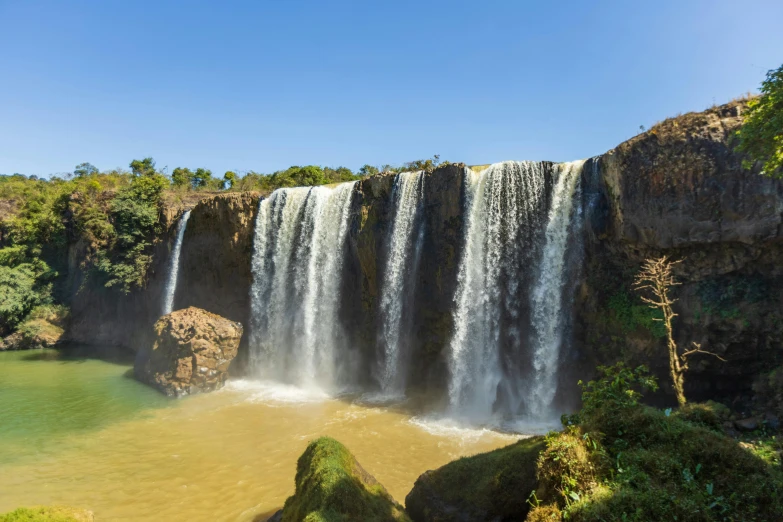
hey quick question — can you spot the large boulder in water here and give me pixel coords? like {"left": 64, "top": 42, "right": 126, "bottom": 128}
{"left": 405, "top": 436, "right": 544, "bottom": 522}
{"left": 273, "top": 437, "right": 410, "bottom": 522}
{"left": 135, "top": 306, "right": 242, "bottom": 397}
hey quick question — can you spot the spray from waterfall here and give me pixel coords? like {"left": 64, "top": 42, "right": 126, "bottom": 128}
{"left": 248, "top": 182, "right": 356, "bottom": 390}
{"left": 377, "top": 171, "right": 425, "bottom": 396}
{"left": 162, "top": 210, "right": 191, "bottom": 316}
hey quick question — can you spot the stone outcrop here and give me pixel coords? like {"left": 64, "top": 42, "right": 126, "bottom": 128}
{"left": 405, "top": 437, "right": 544, "bottom": 522}
{"left": 274, "top": 437, "right": 410, "bottom": 522}
{"left": 135, "top": 307, "right": 242, "bottom": 396}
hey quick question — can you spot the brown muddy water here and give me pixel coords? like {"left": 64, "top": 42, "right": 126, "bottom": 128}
{"left": 0, "top": 348, "right": 522, "bottom": 521}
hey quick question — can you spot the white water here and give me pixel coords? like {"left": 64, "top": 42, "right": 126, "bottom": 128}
{"left": 161, "top": 210, "right": 191, "bottom": 316}
{"left": 377, "top": 171, "right": 425, "bottom": 396}
{"left": 447, "top": 161, "right": 584, "bottom": 423}
{"left": 528, "top": 160, "right": 585, "bottom": 418}
{"left": 248, "top": 182, "right": 356, "bottom": 390}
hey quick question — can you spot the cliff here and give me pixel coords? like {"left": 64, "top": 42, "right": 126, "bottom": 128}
{"left": 580, "top": 100, "right": 783, "bottom": 404}
{"left": 61, "top": 99, "right": 783, "bottom": 407}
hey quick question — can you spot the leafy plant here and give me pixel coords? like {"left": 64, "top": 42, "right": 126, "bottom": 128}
{"left": 736, "top": 63, "right": 783, "bottom": 177}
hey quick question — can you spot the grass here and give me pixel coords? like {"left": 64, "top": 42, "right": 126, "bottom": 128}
{"left": 0, "top": 507, "right": 93, "bottom": 522}
{"left": 281, "top": 437, "right": 410, "bottom": 522}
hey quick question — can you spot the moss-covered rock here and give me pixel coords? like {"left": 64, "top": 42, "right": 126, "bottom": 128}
{"left": 0, "top": 506, "right": 94, "bottom": 522}
{"left": 278, "top": 437, "right": 410, "bottom": 522}
{"left": 405, "top": 436, "right": 545, "bottom": 522}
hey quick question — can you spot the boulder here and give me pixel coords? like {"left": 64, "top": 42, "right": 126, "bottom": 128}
{"left": 405, "top": 436, "right": 545, "bottom": 522}
{"left": 278, "top": 437, "right": 410, "bottom": 522}
{"left": 734, "top": 417, "right": 759, "bottom": 432}
{"left": 135, "top": 306, "right": 242, "bottom": 397}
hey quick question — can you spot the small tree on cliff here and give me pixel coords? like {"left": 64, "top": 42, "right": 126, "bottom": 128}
{"left": 634, "top": 256, "right": 725, "bottom": 406}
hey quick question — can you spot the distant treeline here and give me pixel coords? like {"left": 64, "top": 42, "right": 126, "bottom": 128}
{"left": 0, "top": 155, "right": 446, "bottom": 337}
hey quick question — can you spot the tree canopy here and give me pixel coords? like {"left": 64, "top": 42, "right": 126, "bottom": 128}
{"left": 737, "top": 63, "right": 783, "bottom": 177}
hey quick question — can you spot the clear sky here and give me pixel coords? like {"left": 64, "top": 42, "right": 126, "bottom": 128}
{"left": 1, "top": 0, "right": 781, "bottom": 177}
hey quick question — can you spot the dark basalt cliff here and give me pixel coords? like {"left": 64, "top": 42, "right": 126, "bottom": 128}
{"left": 65, "top": 99, "right": 783, "bottom": 406}
{"left": 581, "top": 100, "right": 783, "bottom": 404}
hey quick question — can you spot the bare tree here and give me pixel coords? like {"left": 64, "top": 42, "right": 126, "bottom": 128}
{"left": 634, "top": 256, "right": 725, "bottom": 406}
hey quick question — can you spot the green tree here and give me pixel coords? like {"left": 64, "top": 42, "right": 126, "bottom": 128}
{"left": 223, "top": 171, "right": 237, "bottom": 189}
{"left": 129, "top": 157, "right": 157, "bottom": 177}
{"left": 192, "top": 168, "right": 212, "bottom": 188}
{"left": 171, "top": 167, "right": 194, "bottom": 188}
{"left": 74, "top": 162, "right": 98, "bottom": 177}
{"left": 358, "top": 164, "right": 379, "bottom": 177}
{"left": 737, "top": 64, "right": 783, "bottom": 177}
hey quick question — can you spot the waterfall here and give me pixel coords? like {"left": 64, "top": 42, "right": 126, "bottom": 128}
{"left": 161, "top": 210, "right": 191, "bottom": 316}
{"left": 377, "top": 171, "right": 425, "bottom": 396}
{"left": 528, "top": 160, "right": 585, "bottom": 418}
{"left": 248, "top": 182, "right": 356, "bottom": 390}
{"left": 447, "top": 160, "right": 584, "bottom": 423}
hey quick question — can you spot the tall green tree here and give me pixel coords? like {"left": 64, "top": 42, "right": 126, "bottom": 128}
{"left": 129, "top": 157, "right": 157, "bottom": 177}
{"left": 737, "top": 64, "right": 783, "bottom": 177}
{"left": 171, "top": 167, "right": 194, "bottom": 187}
{"left": 74, "top": 162, "right": 98, "bottom": 177}
{"left": 358, "top": 164, "right": 379, "bottom": 176}
{"left": 192, "top": 168, "right": 212, "bottom": 188}
{"left": 223, "top": 171, "right": 237, "bottom": 189}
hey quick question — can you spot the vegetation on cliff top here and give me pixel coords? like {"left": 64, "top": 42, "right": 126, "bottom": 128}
{"left": 280, "top": 436, "right": 410, "bottom": 522}
{"left": 737, "top": 63, "right": 783, "bottom": 177}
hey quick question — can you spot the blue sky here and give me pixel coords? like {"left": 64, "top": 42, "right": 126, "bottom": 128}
{"left": 1, "top": 0, "right": 781, "bottom": 177}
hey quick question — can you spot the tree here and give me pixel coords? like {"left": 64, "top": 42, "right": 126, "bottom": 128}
{"left": 358, "top": 164, "right": 379, "bottom": 177}
{"left": 634, "top": 256, "right": 724, "bottom": 406}
{"left": 736, "top": 63, "right": 783, "bottom": 177}
{"left": 129, "top": 157, "right": 157, "bottom": 177}
{"left": 223, "top": 171, "right": 237, "bottom": 189}
{"left": 74, "top": 162, "right": 98, "bottom": 177}
{"left": 192, "top": 168, "right": 212, "bottom": 188}
{"left": 171, "top": 167, "right": 194, "bottom": 188}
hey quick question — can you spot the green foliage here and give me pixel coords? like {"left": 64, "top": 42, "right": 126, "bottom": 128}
{"left": 171, "top": 167, "right": 193, "bottom": 187}
{"left": 607, "top": 291, "right": 666, "bottom": 338}
{"left": 223, "top": 170, "right": 237, "bottom": 189}
{"left": 281, "top": 437, "right": 410, "bottom": 522}
{"left": 73, "top": 162, "right": 98, "bottom": 177}
{"left": 0, "top": 261, "right": 54, "bottom": 334}
{"left": 673, "top": 401, "right": 730, "bottom": 432}
{"left": 129, "top": 157, "right": 157, "bottom": 178}
{"left": 737, "top": 64, "right": 783, "bottom": 177}
{"left": 697, "top": 274, "right": 769, "bottom": 320}
{"left": 534, "top": 366, "right": 783, "bottom": 521}
{"left": 359, "top": 164, "right": 379, "bottom": 176}
{"left": 192, "top": 167, "right": 212, "bottom": 188}
{"left": 0, "top": 506, "right": 92, "bottom": 522}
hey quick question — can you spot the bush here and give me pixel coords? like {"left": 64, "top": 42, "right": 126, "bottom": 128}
{"left": 0, "top": 506, "right": 92, "bottom": 522}
{"left": 673, "top": 401, "right": 730, "bottom": 432}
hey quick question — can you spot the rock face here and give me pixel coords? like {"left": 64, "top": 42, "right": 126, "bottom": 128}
{"left": 277, "top": 437, "right": 410, "bottom": 522}
{"left": 135, "top": 307, "right": 242, "bottom": 396}
{"left": 405, "top": 437, "right": 544, "bottom": 522}
{"left": 579, "top": 99, "right": 783, "bottom": 403}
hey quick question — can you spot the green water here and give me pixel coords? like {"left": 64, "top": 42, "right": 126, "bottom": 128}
{"left": 0, "top": 347, "right": 170, "bottom": 465}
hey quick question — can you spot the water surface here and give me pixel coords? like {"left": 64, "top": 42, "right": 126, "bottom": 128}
{"left": 0, "top": 348, "right": 519, "bottom": 521}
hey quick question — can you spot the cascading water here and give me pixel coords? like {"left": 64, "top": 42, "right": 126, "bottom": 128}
{"left": 377, "top": 171, "right": 425, "bottom": 396}
{"left": 248, "top": 182, "right": 356, "bottom": 390}
{"left": 447, "top": 160, "right": 584, "bottom": 424}
{"left": 528, "top": 160, "right": 585, "bottom": 418}
{"left": 161, "top": 210, "right": 191, "bottom": 316}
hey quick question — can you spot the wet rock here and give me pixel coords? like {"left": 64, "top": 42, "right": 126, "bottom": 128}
{"left": 405, "top": 437, "right": 544, "bottom": 522}
{"left": 278, "top": 437, "right": 409, "bottom": 522}
{"left": 135, "top": 306, "right": 242, "bottom": 397}
{"left": 734, "top": 417, "right": 759, "bottom": 432}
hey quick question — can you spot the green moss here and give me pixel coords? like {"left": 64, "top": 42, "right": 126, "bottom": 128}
{"left": 281, "top": 437, "right": 409, "bottom": 522}
{"left": 406, "top": 436, "right": 545, "bottom": 521}
{"left": 534, "top": 366, "right": 783, "bottom": 521}
{"left": 607, "top": 291, "right": 666, "bottom": 338}
{"left": 673, "top": 400, "right": 730, "bottom": 432}
{"left": 0, "top": 506, "right": 92, "bottom": 522}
